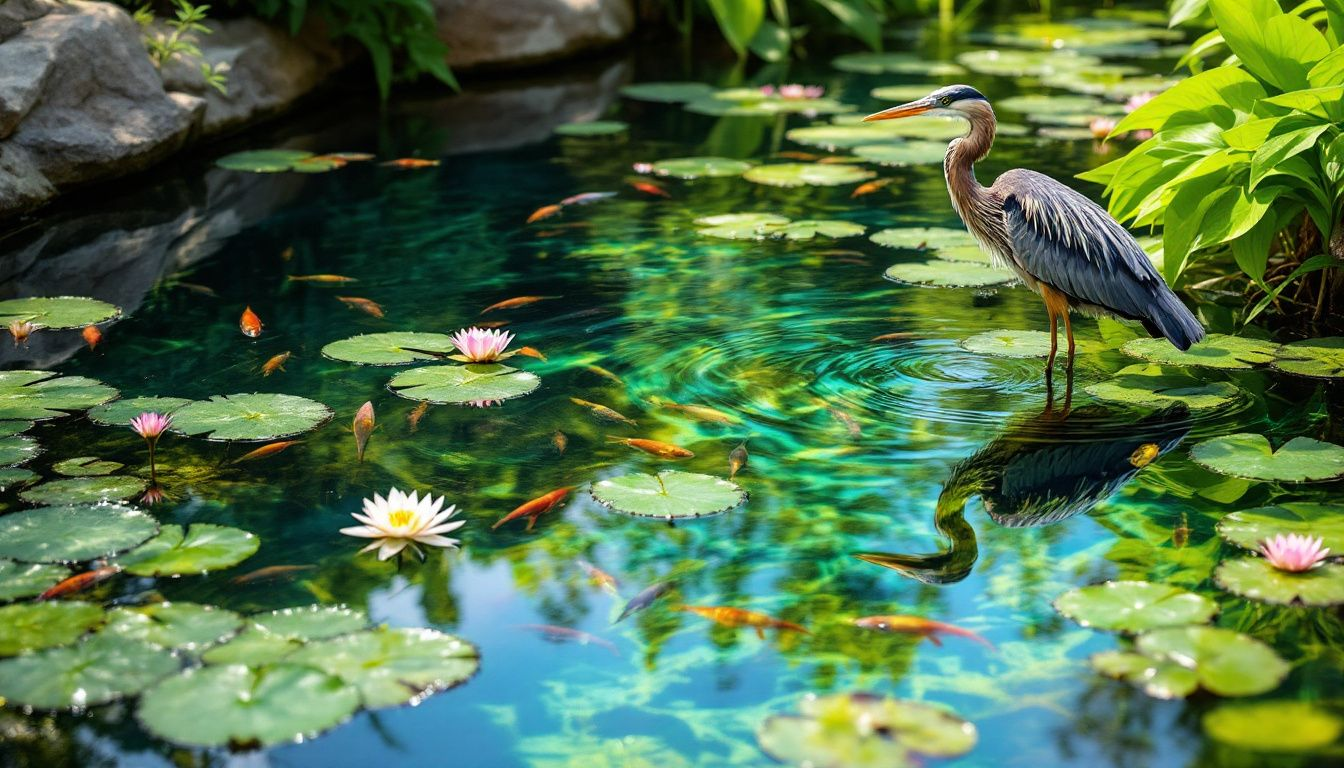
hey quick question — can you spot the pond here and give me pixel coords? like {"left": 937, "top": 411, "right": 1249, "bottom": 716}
{"left": 1, "top": 10, "right": 1342, "bottom": 768}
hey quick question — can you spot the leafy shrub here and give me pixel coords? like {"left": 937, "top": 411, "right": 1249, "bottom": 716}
{"left": 133, "top": 0, "right": 229, "bottom": 93}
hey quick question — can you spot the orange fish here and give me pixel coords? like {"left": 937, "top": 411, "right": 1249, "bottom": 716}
{"left": 492, "top": 486, "right": 573, "bottom": 531}
{"left": 515, "top": 346, "right": 547, "bottom": 361}
{"left": 382, "top": 158, "right": 440, "bottom": 168}
{"left": 353, "top": 401, "right": 375, "bottom": 462}
{"left": 629, "top": 181, "right": 671, "bottom": 198}
{"left": 872, "top": 332, "right": 920, "bottom": 342}
{"left": 658, "top": 401, "right": 738, "bottom": 424}
{"left": 315, "top": 152, "right": 375, "bottom": 162}
{"left": 677, "top": 605, "right": 809, "bottom": 639}
{"left": 527, "top": 204, "right": 562, "bottom": 224}
{"left": 571, "top": 398, "right": 636, "bottom": 426}
{"left": 577, "top": 559, "right": 619, "bottom": 594}
{"left": 476, "top": 320, "right": 511, "bottom": 329}
{"left": 775, "top": 151, "right": 819, "bottom": 161}
{"left": 827, "top": 406, "right": 862, "bottom": 439}
{"left": 514, "top": 624, "right": 618, "bottom": 656}
{"left": 7, "top": 320, "right": 36, "bottom": 346}
{"left": 232, "top": 440, "right": 302, "bottom": 463}
{"left": 261, "top": 351, "right": 291, "bottom": 376}
{"left": 852, "top": 615, "right": 996, "bottom": 650}
{"left": 607, "top": 437, "right": 694, "bottom": 459}
{"left": 287, "top": 274, "right": 358, "bottom": 283}
{"left": 552, "top": 430, "right": 568, "bottom": 455}
{"left": 1129, "top": 442, "right": 1160, "bottom": 468}
{"left": 280, "top": 246, "right": 294, "bottom": 261}
{"left": 337, "top": 296, "right": 385, "bottom": 318}
{"left": 407, "top": 401, "right": 429, "bottom": 433}
{"left": 584, "top": 365, "right": 624, "bottom": 385}
{"left": 851, "top": 178, "right": 894, "bottom": 198}
{"left": 481, "top": 295, "right": 558, "bottom": 314}
{"left": 729, "top": 442, "right": 748, "bottom": 480}
{"left": 230, "top": 564, "right": 316, "bottom": 585}
{"left": 38, "top": 566, "right": 120, "bottom": 601}
{"left": 240, "top": 306, "right": 263, "bottom": 338}
{"left": 82, "top": 324, "right": 102, "bottom": 351}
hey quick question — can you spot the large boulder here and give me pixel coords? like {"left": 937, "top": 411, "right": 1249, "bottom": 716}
{"left": 436, "top": 0, "right": 634, "bottom": 69}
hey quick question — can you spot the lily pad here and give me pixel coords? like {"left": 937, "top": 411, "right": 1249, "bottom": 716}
{"left": 116, "top": 524, "right": 259, "bottom": 577}
{"left": 1217, "top": 503, "right": 1344, "bottom": 552}
{"left": 1214, "top": 558, "right": 1344, "bottom": 607}
{"left": 1135, "top": 626, "right": 1289, "bottom": 697}
{"left": 1272, "top": 337, "right": 1344, "bottom": 378}
{"left": 137, "top": 664, "right": 360, "bottom": 748}
{"left": 1054, "top": 581, "right": 1216, "bottom": 633}
{"left": 1203, "top": 701, "right": 1344, "bottom": 752}
{"left": 0, "top": 435, "right": 39, "bottom": 466}
{"left": 932, "top": 245, "right": 992, "bottom": 263}
{"left": 0, "top": 297, "right": 120, "bottom": 330}
{"left": 956, "top": 49, "right": 1101, "bottom": 77}
{"left": 0, "top": 602, "right": 103, "bottom": 655}
{"left": 19, "top": 475, "right": 147, "bottom": 506}
{"left": 0, "top": 504, "right": 158, "bottom": 564}
{"left": 322, "top": 332, "right": 459, "bottom": 366}
{"left": 1037, "top": 127, "right": 1101, "bottom": 141}
{"left": 1090, "top": 650, "right": 1199, "bottom": 699}
{"left": 650, "top": 157, "right": 752, "bottom": 179}
{"left": 103, "top": 603, "right": 243, "bottom": 651}
{"left": 0, "top": 370, "right": 118, "bottom": 421}
{"left": 288, "top": 627, "right": 480, "bottom": 709}
{"left": 786, "top": 124, "right": 902, "bottom": 150}
{"left": 1190, "top": 434, "right": 1344, "bottom": 483}
{"left": 757, "top": 692, "right": 976, "bottom": 767}
{"left": 1084, "top": 364, "right": 1241, "bottom": 410}
{"left": 685, "top": 95, "right": 850, "bottom": 117}
{"left": 835, "top": 114, "right": 969, "bottom": 140}
{"left": 87, "top": 396, "right": 194, "bottom": 427}
{"left": 388, "top": 364, "right": 540, "bottom": 405}
{"left": 170, "top": 393, "right": 333, "bottom": 442}
{"left": 0, "top": 467, "right": 37, "bottom": 490}
{"left": 591, "top": 470, "right": 746, "bottom": 519}
{"left": 52, "top": 457, "right": 124, "bottom": 477}
{"left": 743, "top": 163, "right": 875, "bottom": 187}
{"left": 0, "top": 421, "right": 31, "bottom": 437}
{"left": 554, "top": 120, "right": 628, "bottom": 136}
{"left": 695, "top": 214, "right": 864, "bottom": 241}
{"left": 871, "top": 227, "right": 978, "bottom": 250}
{"left": 216, "top": 149, "right": 318, "bottom": 173}
{"left": 0, "top": 634, "right": 176, "bottom": 709}
{"left": 202, "top": 606, "right": 369, "bottom": 665}
{"left": 883, "top": 261, "right": 1015, "bottom": 288}
{"left": 619, "top": 82, "right": 715, "bottom": 103}
{"left": 0, "top": 559, "right": 66, "bottom": 602}
{"left": 853, "top": 141, "right": 948, "bottom": 166}
{"left": 1121, "top": 334, "right": 1278, "bottom": 370}
{"left": 996, "top": 94, "right": 1106, "bottom": 114}
{"left": 960, "top": 330, "right": 1102, "bottom": 358}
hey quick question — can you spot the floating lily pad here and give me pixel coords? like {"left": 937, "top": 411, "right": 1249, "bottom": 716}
{"left": 116, "top": 524, "right": 259, "bottom": 577}
{"left": 138, "top": 664, "right": 360, "bottom": 748}
{"left": 288, "top": 627, "right": 480, "bottom": 709}
{"left": 200, "top": 627, "right": 305, "bottom": 666}
{"left": 695, "top": 214, "right": 864, "bottom": 241}
{"left": 1090, "top": 650, "right": 1199, "bottom": 699}
{"left": 388, "top": 364, "right": 540, "bottom": 405}
{"left": 883, "top": 261, "right": 1015, "bottom": 288}
{"left": 767, "top": 220, "right": 866, "bottom": 240}
{"left": 1037, "top": 127, "right": 1101, "bottom": 141}
{"left": 1214, "top": 558, "right": 1344, "bottom": 607}
{"left": 86, "top": 396, "right": 194, "bottom": 427}
{"left": 997, "top": 94, "right": 1106, "bottom": 114}
{"left": 0, "top": 467, "right": 36, "bottom": 491}
{"left": 1203, "top": 701, "right": 1344, "bottom": 752}
{"left": 833, "top": 113, "right": 971, "bottom": 139}
{"left": 619, "top": 82, "right": 715, "bottom": 103}
{"left": 0, "top": 559, "right": 66, "bottom": 602}
{"left": 956, "top": 49, "right": 1101, "bottom": 77}
{"left": 871, "top": 227, "right": 978, "bottom": 250}
{"left": 0, "top": 371, "right": 118, "bottom": 422}
{"left": 833, "top": 53, "right": 965, "bottom": 76}
{"left": 1190, "top": 434, "right": 1344, "bottom": 483}
{"left": 591, "top": 470, "right": 746, "bottom": 519}
{"left": 0, "top": 421, "right": 31, "bottom": 437}
{"left": 0, "top": 504, "right": 158, "bottom": 564}
{"left": 853, "top": 141, "right": 948, "bottom": 166}
{"left": 202, "top": 606, "right": 369, "bottom": 665}
{"left": 1054, "top": 581, "right": 1216, "bottom": 633}
{"left": 1121, "top": 334, "right": 1277, "bottom": 370}
{"left": 685, "top": 95, "right": 850, "bottom": 117}
{"left": 553, "top": 120, "right": 628, "bottom": 136}
{"left": 1135, "top": 626, "right": 1289, "bottom": 697}
{"left": 932, "top": 245, "right": 993, "bottom": 263}
{"left": 871, "top": 85, "right": 939, "bottom": 101}
{"left": 321, "top": 332, "right": 459, "bottom": 366}
{"left": 0, "top": 602, "right": 103, "bottom": 655}
{"left": 19, "top": 475, "right": 147, "bottom": 506}
{"left": 1272, "top": 337, "right": 1344, "bottom": 378}
{"left": 743, "top": 163, "right": 875, "bottom": 187}
{"left": 170, "top": 393, "right": 332, "bottom": 442}
{"left": 216, "top": 149, "right": 318, "bottom": 173}
{"left": 52, "top": 456, "right": 124, "bottom": 477}
{"left": 103, "top": 603, "right": 243, "bottom": 651}
{"left": 650, "top": 157, "right": 752, "bottom": 179}
{"left": 960, "top": 330, "right": 1103, "bottom": 358}
{"left": 757, "top": 692, "right": 976, "bottom": 767}
{"left": 0, "top": 435, "right": 39, "bottom": 466}
{"left": 0, "top": 634, "right": 176, "bottom": 709}
{"left": 1217, "top": 503, "right": 1344, "bottom": 552}
{"left": 785, "top": 125, "right": 897, "bottom": 150}
{"left": 1084, "top": 364, "right": 1241, "bottom": 410}
{"left": 0, "top": 297, "right": 120, "bottom": 330}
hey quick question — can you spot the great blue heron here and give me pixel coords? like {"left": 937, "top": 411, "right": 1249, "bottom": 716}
{"left": 865, "top": 85, "right": 1205, "bottom": 376}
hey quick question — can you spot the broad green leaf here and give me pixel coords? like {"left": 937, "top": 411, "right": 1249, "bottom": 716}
{"left": 956, "top": 49, "right": 1101, "bottom": 78}
{"left": 871, "top": 227, "right": 978, "bottom": 250}
{"left": 853, "top": 141, "right": 947, "bottom": 166}
{"left": 749, "top": 20, "right": 790, "bottom": 62}
{"left": 171, "top": 393, "right": 333, "bottom": 442}
{"left": 871, "top": 85, "right": 938, "bottom": 102}
{"left": 883, "top": 262, "right": 1015, "bottom": 288}
{"left": 1190, "top": 433, "right": 1344, "bottom": 482}
{"left": 1203, "top": 702, "right": 1344, "bottom": 752}
{"left": 705, "top": 0, "right": 764, "bottom": 57}
{"left": 997, "top": 94, "right": 1106, "bottom": 114}
{"left": 757, "top": 693, "right": 976, "bottom": 767}
{"left": 553, "top": 121, "right": 628, "bottom": 137}
{"left": 1114, "top": 67, "right": 1265, "bottom": 134}
{"left": 1249, "top": 123, "right": 1332, "bottom": 191}
{"left": 216, "top": 149, "right": 318, "bottom": 173}
{"left": 0, "top": 634, "right": 176, "bottom": 708}
{"left": 0, "top": 297, "right": 120, "bottom": 330}
{"left": 1054, "top": 581, "right": 1217, "bottom": 632}
{"left": 1209, "top": 0, "right": 1329, "bottom": 91}
{"left": 813, "top": 0, "right": 882, "bottom": 50}
{"left": 388, "top": 364, "right": 540, "bottom": 405}
{"left": 1260, "top": 86, "right": 1344, "bottom": 121}
{"left": 1215, "top": 557, "right": 1344, "bottom": 606}
{"left": 694, "top": 213, "right": 790, "bottom": 239}
{"left": 591, "top": 470, "right": 746, "bottom": 519}
{"left": 650, "top": 156, "right": 752, "bottom": 179}
{"left": 1120, "top": 334, "right": 1277, "bottom": 369}
{"left": 0, "top": 560, "right": 66, "bottom": 602}
{"left": 288, "top": 627, "right": 480, "bottom": 709}
{"left": 1307, "top": 45, "right": 1344, "bottom": 87}
{"left": 322, "top": 332, "right": 459, "bottom": 366}
{"left": 1271, "top": 336, "right": 1344, "bottom": 378}
{"left": 19, "top": 476, "right": 147, "bottom": 506}
{"left": 86, "top": 396, "right": 193, "bottom": 427}
{"left": 960, "top": 330, "right": 1103, "bottom": 358}
{"left": 742, "top": 163, "right": 875, "bottom": 187}
{"left": 52, "top": 456, "right": 124, "bottom": 477}
{"left": 834, "top": 52, "right": 965, "bottom": 76}
{"left": 0, "top": 434, "right": 39, "bottom": 466}
{"left": 0, "top": 602, "right": 103, "bottom": 656}
{"left": 103, "top": 603, "right": 243, "bottom": 651}
{"left": 1084, "top": 364, "right": 1242, "bottom": 410}
{"left": 0, "top": 504, "right": 158, "bottom": 564}
{"left": 619, "top": 82, "right": 715, "bottom": 103}
{"left": 1169, "top": 0, "right": 1211, "bottom": 27}
{"left": 1136, "top": 626, "right": 1289, "bottom": 697}
{"left": 117, "top": 524, "right": 259, "bottom": 576}
{"left": 0, "top": 370, "right": 118, "bottom": 422}
{"left": 201, "top": 606, "right": 369, "bottom": 665}
{"left": 1218, "top": 502, "right": 1344, "bottom": 551}
{"left": 1090, "top": 651, "right": 1199, "bottom": 699}
{"left": 0, "top": 467, "right": 38, "bottom": 490}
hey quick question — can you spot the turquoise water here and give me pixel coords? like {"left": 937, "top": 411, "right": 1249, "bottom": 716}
{"left": 1, "top": 15, "right": 1342, "bottom": 768}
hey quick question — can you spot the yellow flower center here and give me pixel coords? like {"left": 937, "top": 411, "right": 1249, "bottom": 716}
{"left": 387, "top": 509, "right": 416, "bottom": 529}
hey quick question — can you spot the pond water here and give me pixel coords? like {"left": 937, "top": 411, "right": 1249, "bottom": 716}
{"left": 1, "top": 10, "right": 1342, "bottom": 768}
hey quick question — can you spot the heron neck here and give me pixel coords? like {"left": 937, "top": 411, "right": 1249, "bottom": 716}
{"left": 945, "top": 102, "right": 997, "bottom": 213}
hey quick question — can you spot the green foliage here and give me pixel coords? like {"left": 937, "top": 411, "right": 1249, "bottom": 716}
{"left": 667, "top": 0, "right": 897, "bottom": 61}
{"left": 133, "top": 0, "right": 229, "bottom": 94}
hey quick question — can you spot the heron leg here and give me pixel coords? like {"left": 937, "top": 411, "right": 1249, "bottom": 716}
{"left": 1045, "top": 306, "right": 1058, "bottom": 376}
{"left": 1063, "top": 309, "right": 1075, "bottom": 371}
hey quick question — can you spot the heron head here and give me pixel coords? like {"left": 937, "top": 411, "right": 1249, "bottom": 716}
{"left": 863, "top": 84, "right": 989, "bottom": 122}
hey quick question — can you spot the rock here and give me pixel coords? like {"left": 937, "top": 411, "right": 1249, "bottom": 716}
{"left": 436, "top": 0, "right": 634, "bottom": 69}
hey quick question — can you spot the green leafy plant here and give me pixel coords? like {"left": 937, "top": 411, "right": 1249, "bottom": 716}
{"left": 133, "top": 0, "right": 229, "bottom": 94}
{"left": 663, "top": 0, "right": 895, "bottom": 62}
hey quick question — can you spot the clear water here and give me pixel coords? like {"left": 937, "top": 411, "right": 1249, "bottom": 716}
{"left": 2, "top": 17, "right": 1342, "bottom": 768}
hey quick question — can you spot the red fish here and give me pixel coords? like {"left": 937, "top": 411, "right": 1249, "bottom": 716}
{"left": 261, "top": 351, "right": 291, "bottom": 376}
{"left": 852, "top": 615, "right": 996, "bottom": 650}
{"left": 231, "top": 564, "right": 316, "bottom": 585}
{"left": 232, "top": 440, "right": 302, "bottom": 464}
{"left": 515, "top": 346, "right": 547, "bottom": 361}
{"left": 240, "top": 306, "right": 263, "bottom": 338}
{"left": 382, "top": 158, "right": 439, "bottom": 168}
{"left": 481, "top": 295, "right": 558, "bottom": 313}
{"left": 677, "top": 605, "right": 809, "bottom": 639}
{"left": 315, "top": 152, "right": 375, "bottom": 162}
{"left": 871, "top": 332, "right": 920, "bottom": 342}
{"left": 827, "top": 406, "right": 862, "bottom": 439}
{"left": 629, "top": 181, "right": 670, "bottom": 198}
{"left": 353, "top": 401, "right": 375, "bottom": 461}
{"left": 527, "top": 204, "right": 562, "bottom": 224}
{"left": 337, "top": 296, "right": 385, "bottom": 318}
{"left": 38, "top": 566, "right": 120, "bottom": 601}
{"left": 514, "top": 624, "right": 619, "bottom": 656}
{"left": 82, "top": 325, "right": 102, "bottom": 351}
{"left": 492, "top": 486, "right": 573, "bottom": 531}
{"left": 851, "top": 178, "right": 894, "bottom": 198}
{"left": 287, "top": 274, "right": 358, "bottom": 283}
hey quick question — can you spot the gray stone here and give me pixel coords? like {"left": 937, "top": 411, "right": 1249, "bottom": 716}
{"left": 436, "top": 0, "right": 634, "bottom": 69}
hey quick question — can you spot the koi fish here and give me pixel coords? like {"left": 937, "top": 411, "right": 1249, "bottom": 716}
{"left": 230, "top": 564, "right": 316, "bottom": 585}
{"left": 240, "top": 306, "right": 263, "bottom": 337}
{"left": 585, "top": 365, "right": 624, "bottom": 385}
{"left": 233, "top": 441, "right": 302, "bottom": 464}
{"left": 382, "top": 158, "right": 440, "bottom": 168}
{"left": 1172, "top": 512, "right": 1190, "bottom": 549}
{"left": 287, "top": 274, "right": 358, "bottom": 283}
{"left": 408, "top": 401, "right": 429, "bottom": 432}
{"left": 615, "top": 581, "right": 673, "bottom": 623}
{"left": 827, "top": 406, "right": 862, "bottom": 439}
{"left": 851, "top": 178, "right": 894, "bottom": 198}
{"left": 851, "top": 615, "right": 996, "bottom": 650}
{"left": 729, "top": 442, "right": 748, "bottom": 480}
{"left": 629, "top": 181, "right": 670, "bottom": 198}
{"left": 815, "top": 249, "right": 868, "bottom": 259}
{"left": 607, "top": 437, "right": 694, "bottom": 459}
{"left": 515, "top": 346, "right": 547, "bottom": 361}
{"left": 577, "top": 559, "right": 619, "bottom": 595}
{"left": 279, "top": 246, "right": 294, "bottom": 261}
{"left": 775, "top": 151, "right": 819, "bottom": 161}
{"left": 481, "top": 295, "right": 557, "bottom": 313}
{"left": 316, "top": 152, "right": 375, "bottom": 162}
{"left": 677, "top": 605, "right": 809, "bottom": 639}
{"left": 552, "top": 430, "right": 568, "bottom": 455}
{"left": 514, "top": 624, "right": 619, "bottom": 656}
{"left": 38, "top": 566, "right": 120, "bottom": 601}
{"left": 261, "top": 351, "right": 291, "bottom": 376}
{"left": 476, "top": 320, "right": 510, "bottom": 329}
{"left": 353, "top": 401, "right": 375, "bottom": 462}
{"left": 871, "top": 332, "right": 920, "bottom": 342}
{"left": 82, "top": 324, "right": 102, "bottom": 351}
{"left": 559, "top": 191, "right": 616, "bottom": 206}
{"left": 491, "top": 486, "right": 573, "bottom": 531}
{"left": 337, "top": 296, "right": 385, "bottom": 318}
{"left": 526, "top": 204, "right": 562, "bottom": 224}
{"left": 1129, "top": 442, "right": 1160, "bottom": 468}
{"left": 570, "top": 398, "right": 637, "bottom": 426}
{"left": 657, "top": 401, "right": 738, "bottom": 424}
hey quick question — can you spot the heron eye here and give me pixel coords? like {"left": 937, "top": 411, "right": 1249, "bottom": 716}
{"left": 940, "top": 96, "right": 952, "bottom": 106}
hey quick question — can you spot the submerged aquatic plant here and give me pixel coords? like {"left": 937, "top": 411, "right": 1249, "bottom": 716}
{"left": 1260, "top": 534, "right": 1330, "bottom": 573}
{"left": 341, "top": 488, "right": 464, "bottom": 561}
{"left": 130, "top": 412, "right": 172, "bottom": 482}
{"left": 449, "top": 327, "right": 515, "bottom": 363}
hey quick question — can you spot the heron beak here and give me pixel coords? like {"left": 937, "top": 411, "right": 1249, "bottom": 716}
{"left": 863, "top": 98, "right": 934, "bottom": 122}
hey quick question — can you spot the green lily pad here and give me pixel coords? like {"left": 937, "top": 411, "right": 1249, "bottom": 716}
{"left": 0, "top": 421, "right": 31, "bottom": 437}
{"left": 86, "top": 396, "right": 194, "bottom": 427}
{"left": 554, "top": 120, "right": 628, "bottom": 136}
{"left": 103, "top": 602, "right": 243, "bottom": 651}
{"left": 695, "top": 214, "right": 864, "bottom": 241}
{"left": 757, "top": 692, "right": 976, "bottom": 767}
{"left": 960, "top": 330, "right": 1103, "bottom": 358}
{"left": 1190, "top": 434, "right": 1344, "bottom": 482}
{"left": 650, "top": 157, "right": 752, "bottom": 179}
{"left": 322, "top": 332, "right": 459, "bottom": 366}
{"left": 0, "top": 602, "right": 103, "bottom": 655}
{"left": 388, "top": 364, "right": 540, "bottom": 405}
{"left": 0, "top": 297, "right": 121, "bottom": 330}
{"left": 0, "top": 467, "right": 37, "bottom": 490}
{"left": 203, "top": 606, "right": 369, "bottom": 665}
{"left": 1084, "top": 364, "right": 1241, "bottom": 410}
{"left": 619, "top": 82, "right": 715, "bottom": 103}
{"left": 931, "top": 245, "right": 991, "bottom": 263}
{"left": 1090, "top": 651, "right": 1199, "bottom": 699}
{"left": 832, "top": 53, "right": 965, "bottom": 76}
{"left": 170, "top": 393, "right": 332, "bottom": 442}
{"left": 1203, "top": 701, "right": 1344, "bottom": 752}
{"left": 0, "top": 504, "right": 158, "bottom": 564}
{"left": 0, "top": 634, "right": 176, "bottom": 709}
{"left": 1217, "top": 503, "right": 1344, "bottom": 552}
{"left": 137, "top": 664, "right": 360, "bottom": 748}
{"left": 883, "top": 261, "right": 1015, "bottom": 288}
{"left": 0, "top": 559, "right": 67, "bottom": 602}
{"left": 996, "top": 94, "right": 1106, "bottom": 114}
{"left": 288, "top": 627, "right": 480, "bottom": 709}
{"left": 116, "top": 524, "right": 259, "bottom": 577}
{"left": 201, "top": 627, "right": 305, "bottom": 666}
{"left": 685, "top": 95, "right": 851, "bottom": 117}
{"left": 1135, "top": 626, "right": 1289, "bottom": 697}
{"left": 216, "top": 149, "right": 317, "bottom": 173}
{"left": 871, "top": 227, "right": 979, "bottom": 250}
{"left": 591, "top": 470, "right": 746, "bottom": 519}
{"left": 785, "top": 124, "right": 901, "bottom": 150}
{"left": 1272, "top": 337, "right": 1344, "bottom": 378}
{"left": 956, "top": 49, "right": 1101, "bottom": 77}
{"left": 767, "top": 220, "right": 866, "bottom": 240}
{"left": 853, "top": 141, "right": 949, "bottom": 166}
{"left": 1121, "top": 334, "right": 1278, "bottom": 370}
{"left": 1037, "top": 127, "right": 1101, "bottom": 141}
{"left": 871, "top": 85, "right": 939, "bottom": 101}
{"left": 1214, "top": 558, "right": 1344, "bottom": 606}
{"left": 0, "top": 435, "right": 39, "bottom": 466}
{"left": 0, "top": 370, "right": 118, "bottom": 421}
{"left": 743, "top": 163, "right": 875, "bottom": 187}
{"left": 19, "top": 475, "right": 147, "bottom": 506}
{"left": 52, "top": 457, "right": 124, "bottom": 477}
{"left": 836, "top": 114, "right": 969, "bottom": 140}
{"left": 1054, "top": 581, "right": 1217, "bottom": 633}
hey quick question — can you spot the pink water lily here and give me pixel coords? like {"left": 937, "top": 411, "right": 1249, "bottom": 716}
{"left": 1124, "top": 91, "right": 1157, "bottom": 113}
{"left": 763, "top": 84, "right": 824, "bottom": 100}
{"left": 341, "top": 488, "right": 465, "bottom": 561}
{"left": 450, "top": 327, "right": 515, "bottom": 362}
{"left": 131, "top": 412, "right": 172, "bottom": 482}
{"left": 1089, "top": 117, "right": 1116, "bottom": 140}
{"left": 1260, "top": 533, "right": 1330, "bottom": 573}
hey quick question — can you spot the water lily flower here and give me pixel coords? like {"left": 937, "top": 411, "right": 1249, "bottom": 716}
{"left": 140, "top": 485, "right": 167, "bottom": 506}
{"left": 1260, "top": 533, "right": 1330, "bottom": 572}
{"left": 8, "top": 319, "right": 37, "bottom": 346}
{"left": 341, "top": 488, "right": 464, "bottom": 560}
{"left": 1089, "top": 117, "right": 1116, "bottom": 140}
{"left": 1124, "top": 92, "right": 1157, "bottom": 113}
{"left": 632, "top": 162, "right": 653, "bottom": 174}
{"left": 766, "top": 84, "right": 824, "bottom": 100}
{"left": 449, "top": 327, "right": 515, "bottom": 362}
{"left": 130, "top": 411, "right": 171, "bottom": 481}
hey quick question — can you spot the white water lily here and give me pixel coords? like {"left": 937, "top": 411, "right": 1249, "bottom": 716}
{"left": 340, "top": 488, "right": 465, "bottom": 560}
